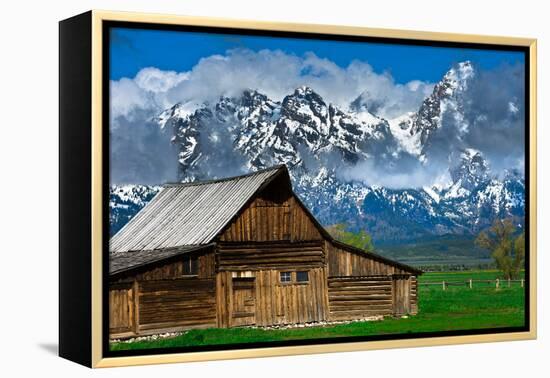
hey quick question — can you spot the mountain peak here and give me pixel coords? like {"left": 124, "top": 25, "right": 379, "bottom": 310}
{"left": 242, "top": 88, "right": 267, "bottom": 99}
{"left": 407, "top": 61, "right": 476, "bottom": 154}
{"left": 294, "top": 85, "right": 315, "bottom": 95}
{"left": 287, "top": 86, "right": 325, "bottom": 104}
{"left": 460, "top": 147, "right": 483, "bottom": 160}
{"left": 349, "top": 91, "right": 371, "bottom": 113}
{"left": 239, "top": 89, "right": 271, "bottom": 107}
{"left": 156, "top": 101, "right": 203, "bottom": 129}
{"left": 281, "top": 86, "right": 328, "bottom": 128}
{"left": 441, "top": 61, "right": 475, "bottom": 93}
{"left": 449, "top": 148, "right": 489, "bottom": 189}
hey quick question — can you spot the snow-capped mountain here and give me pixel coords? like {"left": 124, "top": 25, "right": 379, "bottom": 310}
{"left": 109, "top": 185, "right": 161, "bottom": 235}
{"left": 388, "top": 61, "right": 475, "bottom": 159}
{"left": 292, "top": 148, "right": 524, "bottom": 242}
{"left": 157, "top": 85, "right": 398, "bottom": 182}
{"left": 109, "top": 61, "right": 525, "bottom": 242}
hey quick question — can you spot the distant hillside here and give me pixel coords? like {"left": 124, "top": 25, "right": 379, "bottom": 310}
{"left": 375, "top": 234, "right": 493, "bottom": 270}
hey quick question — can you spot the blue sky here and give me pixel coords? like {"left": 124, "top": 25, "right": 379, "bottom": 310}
{"left": 110, "top": 27, "right": 525, "bottom": 83}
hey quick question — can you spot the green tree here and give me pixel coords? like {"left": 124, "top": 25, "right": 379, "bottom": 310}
{"left": 326, "top": 223, "right": 374, "bottom": 252}
{"left": 475, "top": 219, "right": 525, "bottom": 279}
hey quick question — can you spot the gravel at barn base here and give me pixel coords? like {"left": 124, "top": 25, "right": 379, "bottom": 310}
{"left": 111, "top": 315, "right": 386, "bottom": 344}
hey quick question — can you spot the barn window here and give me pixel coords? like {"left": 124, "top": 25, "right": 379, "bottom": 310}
{"left": 296, "top": 271, "right": 309, "bottom": 282}
{"left": 182, "top": 255, "right": 198, "bottom": 275}
{"left": 280, "top": 271, "right": 292, "bottom": 283}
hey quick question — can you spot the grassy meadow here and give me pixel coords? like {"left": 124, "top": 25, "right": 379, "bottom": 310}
{"left": 110, "top": 270, "right": 525, "bottom": 351}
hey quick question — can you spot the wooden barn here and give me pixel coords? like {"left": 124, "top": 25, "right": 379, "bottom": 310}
{"left": 109, "top": 165, "right": 421, "bottom": 338}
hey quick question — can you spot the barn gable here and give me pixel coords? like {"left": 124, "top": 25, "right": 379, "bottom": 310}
{"left": 219, "top": 171, "right": 323, "bottom": 243}
{"left": 327, "top": 240, "right": 422, "bottom": 276}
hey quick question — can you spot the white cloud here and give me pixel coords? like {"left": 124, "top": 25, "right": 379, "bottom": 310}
{"left": 110, "top": 68, "right": 187, "bottom": 124}
{"left": 338, "top": 158, "right": 451, "bottom": 189}
{"left": 508, "top": 101, "right": 519, "bottom": 114}
{"left": 110, "top": 48, "right": 434, "bottom": 123}
{"left": 110, "top": 78, "right": 152, "bottom": 122}
{"left": 134, "top": 67, "right": 189, "bottom": 93}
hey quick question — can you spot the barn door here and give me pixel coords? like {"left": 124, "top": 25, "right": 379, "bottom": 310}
{"left": 231, "top": 278, "right": 256, "bottom": 326}
{"left": 392, "top": 276, "right": 411, "bottom": 316}
{"left": 109, "top": 282, "right": 136, "bottom": 337}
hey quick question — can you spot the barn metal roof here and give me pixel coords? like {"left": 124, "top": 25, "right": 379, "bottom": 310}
{"left": 109, "top": 165, "right": 286, "bottom": 254}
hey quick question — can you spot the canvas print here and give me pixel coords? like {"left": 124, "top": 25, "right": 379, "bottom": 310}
{"left": 107, "top": 26, "right": 527, "bottom": 353}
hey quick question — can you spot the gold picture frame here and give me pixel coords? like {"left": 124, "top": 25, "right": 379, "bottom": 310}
{"left": 59, "top": 9, "right": 537, "bottom": 368}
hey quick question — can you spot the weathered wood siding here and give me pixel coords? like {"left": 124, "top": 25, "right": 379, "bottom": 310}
{"left": 109, "top": 275, "right": 218, "bottom": 338}
{"left": 109, "top": 282, "right": 135, "bottom": 337}
{"left": 411, "top": 276, "right": 418, "bottom": 315}
{"left": 216, "top": 271, "right": 233, "bottom": 328}
{"left": 231, "top": 278, "right": 256, "bottom": 326}
{"left": 137, "top": 278, "right": 217, "bottom": 334}
{"left": 327, "top": 276, "right": 393, "bottom": 321}
{"left": 392, "top": 276, "right": 411, "bottom": 316}
{"left": 216, "top": 268, "right": 329, "bottom": 327}
{"left": 219, "top": 181, "right": 323, "bottom": 243}
{"left": 217, "top": 241, "right": 324, "bottom": 271}
{"left": 327, "top": 242, "right": 410, "bottom": 276}
{"left": 256, "top": 268, "right": 328, "bottom": 326}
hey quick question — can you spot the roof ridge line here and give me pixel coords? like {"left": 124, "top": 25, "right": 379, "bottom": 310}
{"left": 162, "top": 164, "right": 287, "bottom": 188}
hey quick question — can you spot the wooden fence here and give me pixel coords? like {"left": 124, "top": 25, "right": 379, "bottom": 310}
{"left": 420, "top": 278, "right": 524, "bottom": 290}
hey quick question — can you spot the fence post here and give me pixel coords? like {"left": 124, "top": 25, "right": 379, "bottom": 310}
{"left": 469, "top": 279, "right": 472, "bottom": 289}
{"left": 496, "top": 279, "right": 500, "bottom": 289}
{"left": 508, "top": 278, "right": 511, "bottom": 288}
{"left": 442, "top": 281, "right": 446, "bottom": 291}
{"left": 521, "top": 279, "right": 524, "bottom": 288}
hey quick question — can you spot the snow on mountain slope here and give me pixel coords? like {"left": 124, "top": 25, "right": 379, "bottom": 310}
{"left": 388, "top": 112, "right": 422, "bottom": 155}
{"left": 162, "top": 85, "right": 398, "bottom": 180}
{"left": 109, "top": 61, "right": 525, "bottom": 243}
{"left": 109, "top": 185, "right": 161, "bottom": 236}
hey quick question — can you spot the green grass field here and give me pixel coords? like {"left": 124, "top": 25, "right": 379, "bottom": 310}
{"left": 110, "top": 270, "right": 525, "bottom": 351}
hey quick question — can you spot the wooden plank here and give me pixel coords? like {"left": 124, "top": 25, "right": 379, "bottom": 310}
{"left": 231, "top": 277, "right": 256, "bottom": 326}
{"left": 133, "top": 280, "right": 139, "bottom": 334}
{"left": 138, "top": 278, "right": 216, "bottom": 328}
{"left": 216, "top": 272, "right": 230, "bottom": 328}
{"left": 327, "top": 275, "right": 397, "bottom": 320}
{"left": 109, "top": 282, "right": 136, "bottom": 336}
{"left": 268, "top": 270, "right": 275, "bottom": 325}
{"left": 327, "top": 243, "right": 407, "bottom": 277}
